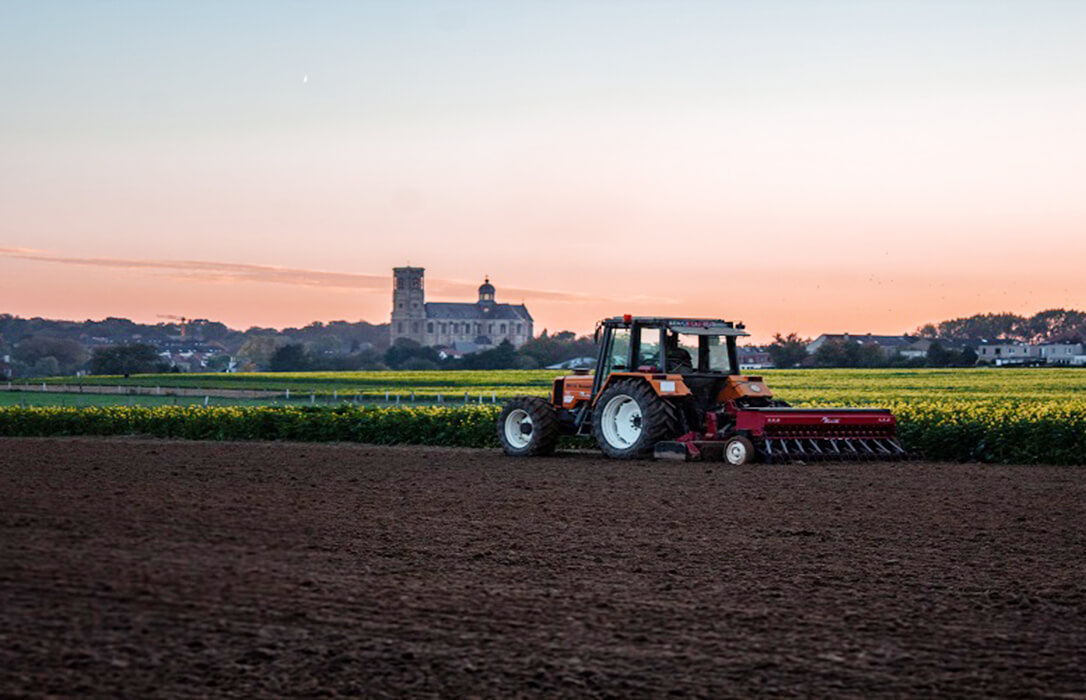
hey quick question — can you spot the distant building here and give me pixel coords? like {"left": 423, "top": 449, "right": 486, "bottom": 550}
{"left": 390, "top": 267, "right": 533, "bottom": 350}
{"left": 1038, "top": 343, "right": 1085, "bottom": 366}
{"left": 737, "top": 346, "right": 774, "bottom": 369}
{"left": 975, "top": 342, "right": 1042, "bottom": 366}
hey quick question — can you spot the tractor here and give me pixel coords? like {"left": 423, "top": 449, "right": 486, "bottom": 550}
{"left": 497, "top": 315, "right": 906, "bottom": 464}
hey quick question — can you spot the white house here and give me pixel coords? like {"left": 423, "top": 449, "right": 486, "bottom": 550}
{"left": 1038, "top": 343, "right": 1084, "bottom": 366}
{"left": 975, "top": 342, "right": 1041, "bottom": 366}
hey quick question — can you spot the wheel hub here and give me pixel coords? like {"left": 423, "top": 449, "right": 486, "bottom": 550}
{"left": 601, "top": 394, "right": 643, "bottom": 448}
{"left": 504, "top": 409, "right": 534, "bottom": 449}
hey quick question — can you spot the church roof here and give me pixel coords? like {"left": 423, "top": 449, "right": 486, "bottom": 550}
{"left": 425, "top": 302, "right": 533, "bottom": 322}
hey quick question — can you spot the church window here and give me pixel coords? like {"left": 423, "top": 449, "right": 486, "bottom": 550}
{"left": 488, "top": 323, "right": 494, "bottom": 333}
{"left": 398, "top": 302, "right": 403, "bottom": 309}
{"left": 397, "top": 322, "right": 404, "bottom": 333}
{"left": 500, "top": 323, "right": 507, "bottom": 334}
{"left": 441, "top": 323, "right": 447, "bottom": 334}
{"left": 516, "top": 323, "right": 522, "bottom": 334}
{"left": 412, "top": 302, "right": 418, "bottom": 309}
{"left": 427, "top": 322, "right": 434, "bottom": 333}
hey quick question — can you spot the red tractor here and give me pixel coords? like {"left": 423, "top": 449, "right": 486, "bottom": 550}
{"left": 498, "top": 316, "right": 906, "bottom": 464}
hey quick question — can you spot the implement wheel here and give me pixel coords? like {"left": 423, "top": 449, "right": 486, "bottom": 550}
{"left": 497, "top": 396, "right": 560, "bottom": 457}
{"left": 724, "top": 436, "right": 755, "bottom": 466}
{"left": 592, "top": 379, "right": 678, "bottom": 459}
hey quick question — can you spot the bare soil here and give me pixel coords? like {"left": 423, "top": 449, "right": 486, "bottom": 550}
{"left": 2, "top": 438, "right": 1084, "bottom": 698}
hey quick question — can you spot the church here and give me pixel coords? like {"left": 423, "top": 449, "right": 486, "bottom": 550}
{"left": 390, "top": 267, "right": 534, "bottom": 351}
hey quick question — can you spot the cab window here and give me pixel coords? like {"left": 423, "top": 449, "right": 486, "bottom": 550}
{"left": 636, "top": 327, "right": 661, "bottom": 370}
{"left": 604, "top": 328, "right": 631, "bottom": 374}
{"left": 706, "top": 336, "right": 733, "bottom": 373}
{"left": 665, "top": 332, "right": 698, "bottom": 372}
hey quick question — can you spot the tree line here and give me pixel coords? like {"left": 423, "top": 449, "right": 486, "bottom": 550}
{"left": 0, "top": 314, "right": 389, "bottom": 378}
{"left": 916, "top": 308, "right": 1086, "bottom": 344}
{"left": 3, "top": 307, "right": 1081, "bottom": 377}
{"left": 265, "top": 331, "right": 598, "bottom": 372}
{"left": 765, "top": 335, "right": 978, "bottom": 369}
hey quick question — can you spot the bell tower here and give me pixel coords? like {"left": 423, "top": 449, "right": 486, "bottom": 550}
{"left": 391, "top": 266, "right": 426, "bottom": 344}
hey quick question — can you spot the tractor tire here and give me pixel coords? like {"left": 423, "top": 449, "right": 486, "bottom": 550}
{"left": 497, "top": 396, "right": 560, "bottom": 457}
{"left": 592, "top": 379, "right": 679, "bottom": 459}
{"left": 724, "top": 435, "right": 755, "bottom": 465}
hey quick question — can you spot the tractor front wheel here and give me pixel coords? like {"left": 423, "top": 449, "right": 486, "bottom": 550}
{"left": 497, "top": 396, "right": 560, "bottom": 457}
{"left": 592, "top": 379, "right": 678, "bottom": 459}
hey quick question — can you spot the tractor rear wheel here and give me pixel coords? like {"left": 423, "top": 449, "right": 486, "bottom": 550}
{"left": 592, "top": 379, "right": 678, "bottom": 459}
{"left": 497, "top": 396, "right": 560, "bottom": 457}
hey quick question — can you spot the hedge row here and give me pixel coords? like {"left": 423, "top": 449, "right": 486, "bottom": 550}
{"left": 0, "top": 403, "right": 1082, "bottom": 464}
{"left": 889, "top": 401, "right": 1086, "bottom": 465}
{"left": 0, "top": 405, "right": 502, "bottom": 448}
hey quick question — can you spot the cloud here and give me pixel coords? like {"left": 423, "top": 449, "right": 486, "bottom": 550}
{"left": 0, "top": 247, "right": 390, "bottom": 290}
{"left": 0, "top": 247, "right": 619, "bottom": 303}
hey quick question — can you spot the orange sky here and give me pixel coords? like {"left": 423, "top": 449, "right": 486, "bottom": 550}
{"left": 2, "top": 3, "right": 1084, "bottom": 344}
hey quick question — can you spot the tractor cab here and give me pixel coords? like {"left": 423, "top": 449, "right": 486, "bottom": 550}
{"left": 570, "top": 316, "right": 773, "bottom": 416}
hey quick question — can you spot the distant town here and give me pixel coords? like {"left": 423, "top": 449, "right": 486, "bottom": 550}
{"left": 1, "top": 269, "right": 1083, "bottom": 378}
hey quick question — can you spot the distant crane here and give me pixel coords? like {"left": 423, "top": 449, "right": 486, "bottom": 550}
{"left": 157, "top": 314, "right": 188, "bottom": 339}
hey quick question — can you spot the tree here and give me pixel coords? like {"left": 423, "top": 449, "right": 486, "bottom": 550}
{"left": 957, "top": 346, "right": 978, "bottom": 366}
{"left": 855, "top": 343, "right": 888, "bottom": 368}
{"left": 188, "top": 319, "right": 232, "bottom": 342}
{"left": 384, "top": 338, "right": 442, "bottom": 370}
{"left": 925, "top": 341, "right": 953, "bottom": 367}
{"left": 928, "top": 312, "right": 1026, "bottom": 342}
{"left": 13, "top": 336, "right": 89, "bottom": 375}
{"left": 30, "top": 356, "right": 61, "bottom": 377}
{"left": 1024, "top": 309, "right": 1086, "bottom": 344}
{"left": 766, "top": 333, "right": 809, "bottom": 369}
{"left": 458, "top": 340, "right": 519, "bottom": 370}
{"left": 89, "top": 344, "right": 167, "bottom": 375}
{"left": 205, "top": 354, "right": 232, "bottom": 372}
{"left": 269, "top": 343, "right": 312, "bottom": 371}
{"left": 327, "top": 348, "right": 386, "bottom": 371}
{"left": 814, "top": 339, "right": 854, "bottom": 367}
{"left": 401, "top": 357, "right": 439, "bottom": 371}
{"left": 236, "top": 336, "right": 283, "bottom": 371}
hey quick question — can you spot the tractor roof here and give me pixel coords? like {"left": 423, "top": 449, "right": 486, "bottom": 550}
{"left": 601, "top": 316, "right": 749, "bottom": 337}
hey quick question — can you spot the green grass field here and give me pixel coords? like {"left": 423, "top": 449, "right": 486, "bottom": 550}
{"left": 14, "top": 367, "right": 1086, "bottom": 407}
{"left": 0, "top": 391, "right": 335, "bottom": 408}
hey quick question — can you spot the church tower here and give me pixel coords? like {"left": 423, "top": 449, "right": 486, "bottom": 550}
{"left": 477, "top": 276, "right": 495, "bottom": 307}
{"left": 391, "top": 266, "right": 426, "bottom": 345}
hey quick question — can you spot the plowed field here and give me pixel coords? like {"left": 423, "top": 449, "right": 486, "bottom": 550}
{"left": 2, "top": 438, "right": 1084, "bottom": 697}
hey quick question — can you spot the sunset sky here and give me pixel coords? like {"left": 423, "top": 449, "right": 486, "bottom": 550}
{"left": 2, "top": 1, "right": 1084, "bottom": 342}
